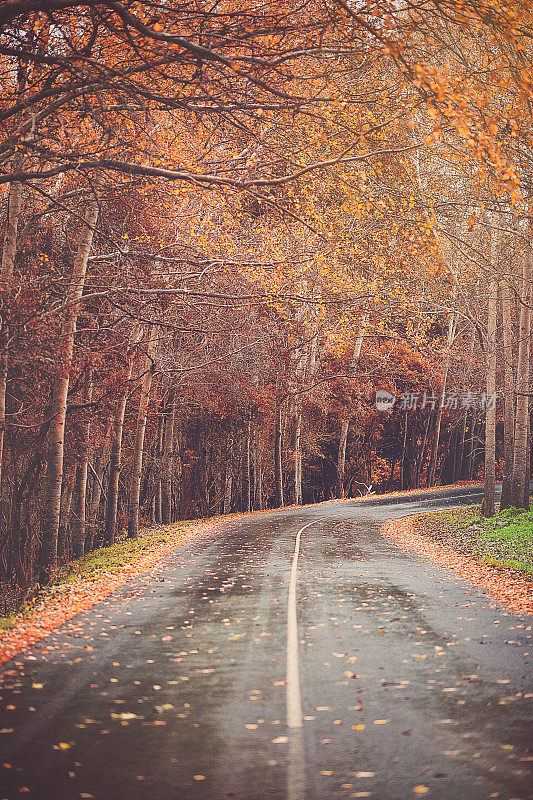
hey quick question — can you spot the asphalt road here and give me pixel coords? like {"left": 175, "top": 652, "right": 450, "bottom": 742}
{"left": 1, "top": 487, "right": 532, "bottom": 800}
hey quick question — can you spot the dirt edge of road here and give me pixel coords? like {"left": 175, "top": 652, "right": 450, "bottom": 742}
{"left": 381, "top": 514, "right": 533, "bottom": 618}
{"left": 0, "top": 518, "right": 220, "bottom": 666}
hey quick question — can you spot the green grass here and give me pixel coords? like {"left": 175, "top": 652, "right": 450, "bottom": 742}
{"left": 58, "top": 522, "right": 191, "bottom": 584}
{"left": 0, "top": 615, "right": 18, "bottom": 630}
{"left": 471, "top": 507, "right": 533, "bottom": 575}
{"left": 0, "top": 599, "right": 37, "bottom": 631}
{"left": 421, "top": 505, "right": 533, "bottom": 577}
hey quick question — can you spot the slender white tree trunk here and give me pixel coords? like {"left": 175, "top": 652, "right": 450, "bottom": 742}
{"left": 293, "top": 410, "right": 302, "bottom": 505}
{"left": 482, "top": 272, "right": 498, "bottom": 517}
{"left": 161, "top": 388, "right": 176, "bottom": 524}
{"left": 223, "top": 433, "right": 233, "bottom": 515}
{"left": 0, "top": 164, "right": 24, "bottom": 493}
{"left": 274, "top": 400, "right": 284, "bottom": 507}
{"left": 511, "top": 240, "right": 532, "bottom": 509}
{"left": 88, "top": 415, "right": 113, "bottom": 525}
{"left": 243, "top": 414, "right": 251, "bottom": 512}
{"left": 427, "top": 312, "right": 456, "bottom": 486}
{"left": 58, "top": 470, "right": 74, "bottom": 562}
{"left": 338, "top": 314, "right": 367, "bottom": 497}
{"left": 105, "top": 321, "right": 142, "bottom": 544}
{"left": 154, "top": 408, "right": 164, "bottom": 524}
{"left": 71, "top": 367, "right": 93, "bottom": 557}
{"left": 500, "top": 279, "right": 516, "bottom": 509}
{"left": 1, "top": 160, "right": 23, "bottom": 280}
{"left": 40, "top": 201, "right": 98, "bottom": 582}
{"left": 128, "top": 325, "right": 157, "bottom": 538}
{"left": 253, "top": 427, "right": 263, "bottom": 511}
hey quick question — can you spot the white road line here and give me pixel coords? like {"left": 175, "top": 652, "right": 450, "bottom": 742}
{"left": 286, "top": 520, "right": 318, "bottom": 729}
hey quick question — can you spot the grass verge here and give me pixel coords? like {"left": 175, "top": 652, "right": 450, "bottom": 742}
{"left": 416, "top": 506, "right": 533, "bottom": 577}
{"left": 0, "top": 519, "right": 214, "bottom": 661}
{"left": 58, "top": 522, "right": 192, "bottom": 584}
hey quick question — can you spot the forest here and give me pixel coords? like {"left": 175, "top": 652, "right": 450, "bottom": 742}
{"left": 0, "top": 0, "right": 531, "bottom": 600}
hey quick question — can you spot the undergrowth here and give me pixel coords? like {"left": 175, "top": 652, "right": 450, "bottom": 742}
{"left": 0, "top": 522, "right": 190, "bottom": 630}
{"left": 420, "top": 505, "right": 533, "bottom": 576}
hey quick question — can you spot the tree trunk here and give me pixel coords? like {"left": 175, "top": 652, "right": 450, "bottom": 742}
{"left": 39, "top": 201, "right": 98, "bottom": 582}
{"left": 386, "top": 457, "right": 396, "bottom": 491}
{"left": 454, "top": 412, "right": 468, "bottom": 483}
{"left": 274, "top": 400, "right": 284, "bottom": 507}
{"left": 416, "top": 411, "right": 432, "bottom": 488}
{"left": 337, "top": 315, "right": 367, "bottom": 497}
{"left": 128, "top": 325, "right": 157, "bottom": 538}
{"left": 161, "top": 388, "right": 176, "bottom": 524}
{"left": 58, "top": 470, "right": 74, "bottom": 565}
{"left": 223, "top": 433, "right": 233, "bottom": 514}
{"left": 71, "top": 367, "right": 93, "bottom": 558}
{"left": 292, "top": 407, "right": 302, "bottom": 505}
{"left": 511, "top": 240, "right": 532, "bottom": 509}
{"left": 1, "top": 169, "right": 23, "bottom": 281}
{"left": 482, "top": 272, "right": 498, "bottom": 517}
{"left": 500, "top": 279, "right": 516, "bottom": 509}
{"left": 105, "top": 321, "right": 142, "bottom": 544}
{"left": 0, "top": 164, "right": 24, "bottom": 493}
{"left": 464, "top": 415, "right": 476, "bottom": 480}
{"left": 399, "top": 410, "right": 408, "bottom": 491}
{"left": 441, "top": 425, "right": 458, "bottom": 485}
{"left": 525, "top": 410, "right": 531, "bottom": 502}
{"left": 154, "top": 404, "right": 165, "bottom": 524}
{"left": 253, "top": 424, "right": 263, "bottom": 510}
{"left": 427, "top": 313, "right": 456, "bottom": 486}
{"left": 243, "top": 414, "right": 251, "bottom": 513}
{"left": 88, "top": 416, "right": 113, "bottom": 526}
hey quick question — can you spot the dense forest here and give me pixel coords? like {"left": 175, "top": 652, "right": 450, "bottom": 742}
{"left": 0, "top": 0, "right": 531, "bottom": 597}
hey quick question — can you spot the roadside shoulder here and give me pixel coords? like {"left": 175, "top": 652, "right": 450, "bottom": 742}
{"left": 381, "top": 509, "right": 533, "bottom": 618}
{"left": 0, "top": 518, "right": 218, "bottom": 666}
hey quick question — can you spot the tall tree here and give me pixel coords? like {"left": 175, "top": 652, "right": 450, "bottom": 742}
{"left": 482, "top": 269, "right": 498, "bottom": 518}
{"left": 71, "top": 366, "right": 93, "bottom": 558}
{"left": 510, "top": 239, "right": 532, "bottom": 509}
{"left": 500, "top": 278, "right": 516, "bottom": 510}
{"left": 39, "top": 199, "right": 98, "bottom": 582}
{"left": 337, "top": 314, "right": 367, "bottom": 498}
{"left": 128, "top": 324, "right": 157, "bottom": 538}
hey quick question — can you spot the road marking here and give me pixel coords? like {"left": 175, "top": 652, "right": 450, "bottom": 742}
{"left": 286, "top": 520, "right": 318, "bottom": 800}
{"left": 286, "top": 520, "right": 318, "bottom": 729}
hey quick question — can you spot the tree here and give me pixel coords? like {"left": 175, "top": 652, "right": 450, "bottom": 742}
{"left": 40, "top": 199, "right": 98, "bottom": 582}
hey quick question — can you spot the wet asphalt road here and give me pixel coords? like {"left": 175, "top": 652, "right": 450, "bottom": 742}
{"left": 0, "top": 488, "right": 532, "bottom": 800}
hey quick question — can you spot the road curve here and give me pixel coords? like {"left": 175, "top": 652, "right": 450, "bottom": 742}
{"left": 1, "top": 487, "right": 531, "bottom": 800}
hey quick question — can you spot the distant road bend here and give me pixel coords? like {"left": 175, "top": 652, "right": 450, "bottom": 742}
{"left": 1, "top": 486, "right": 531, "bottom": 800}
